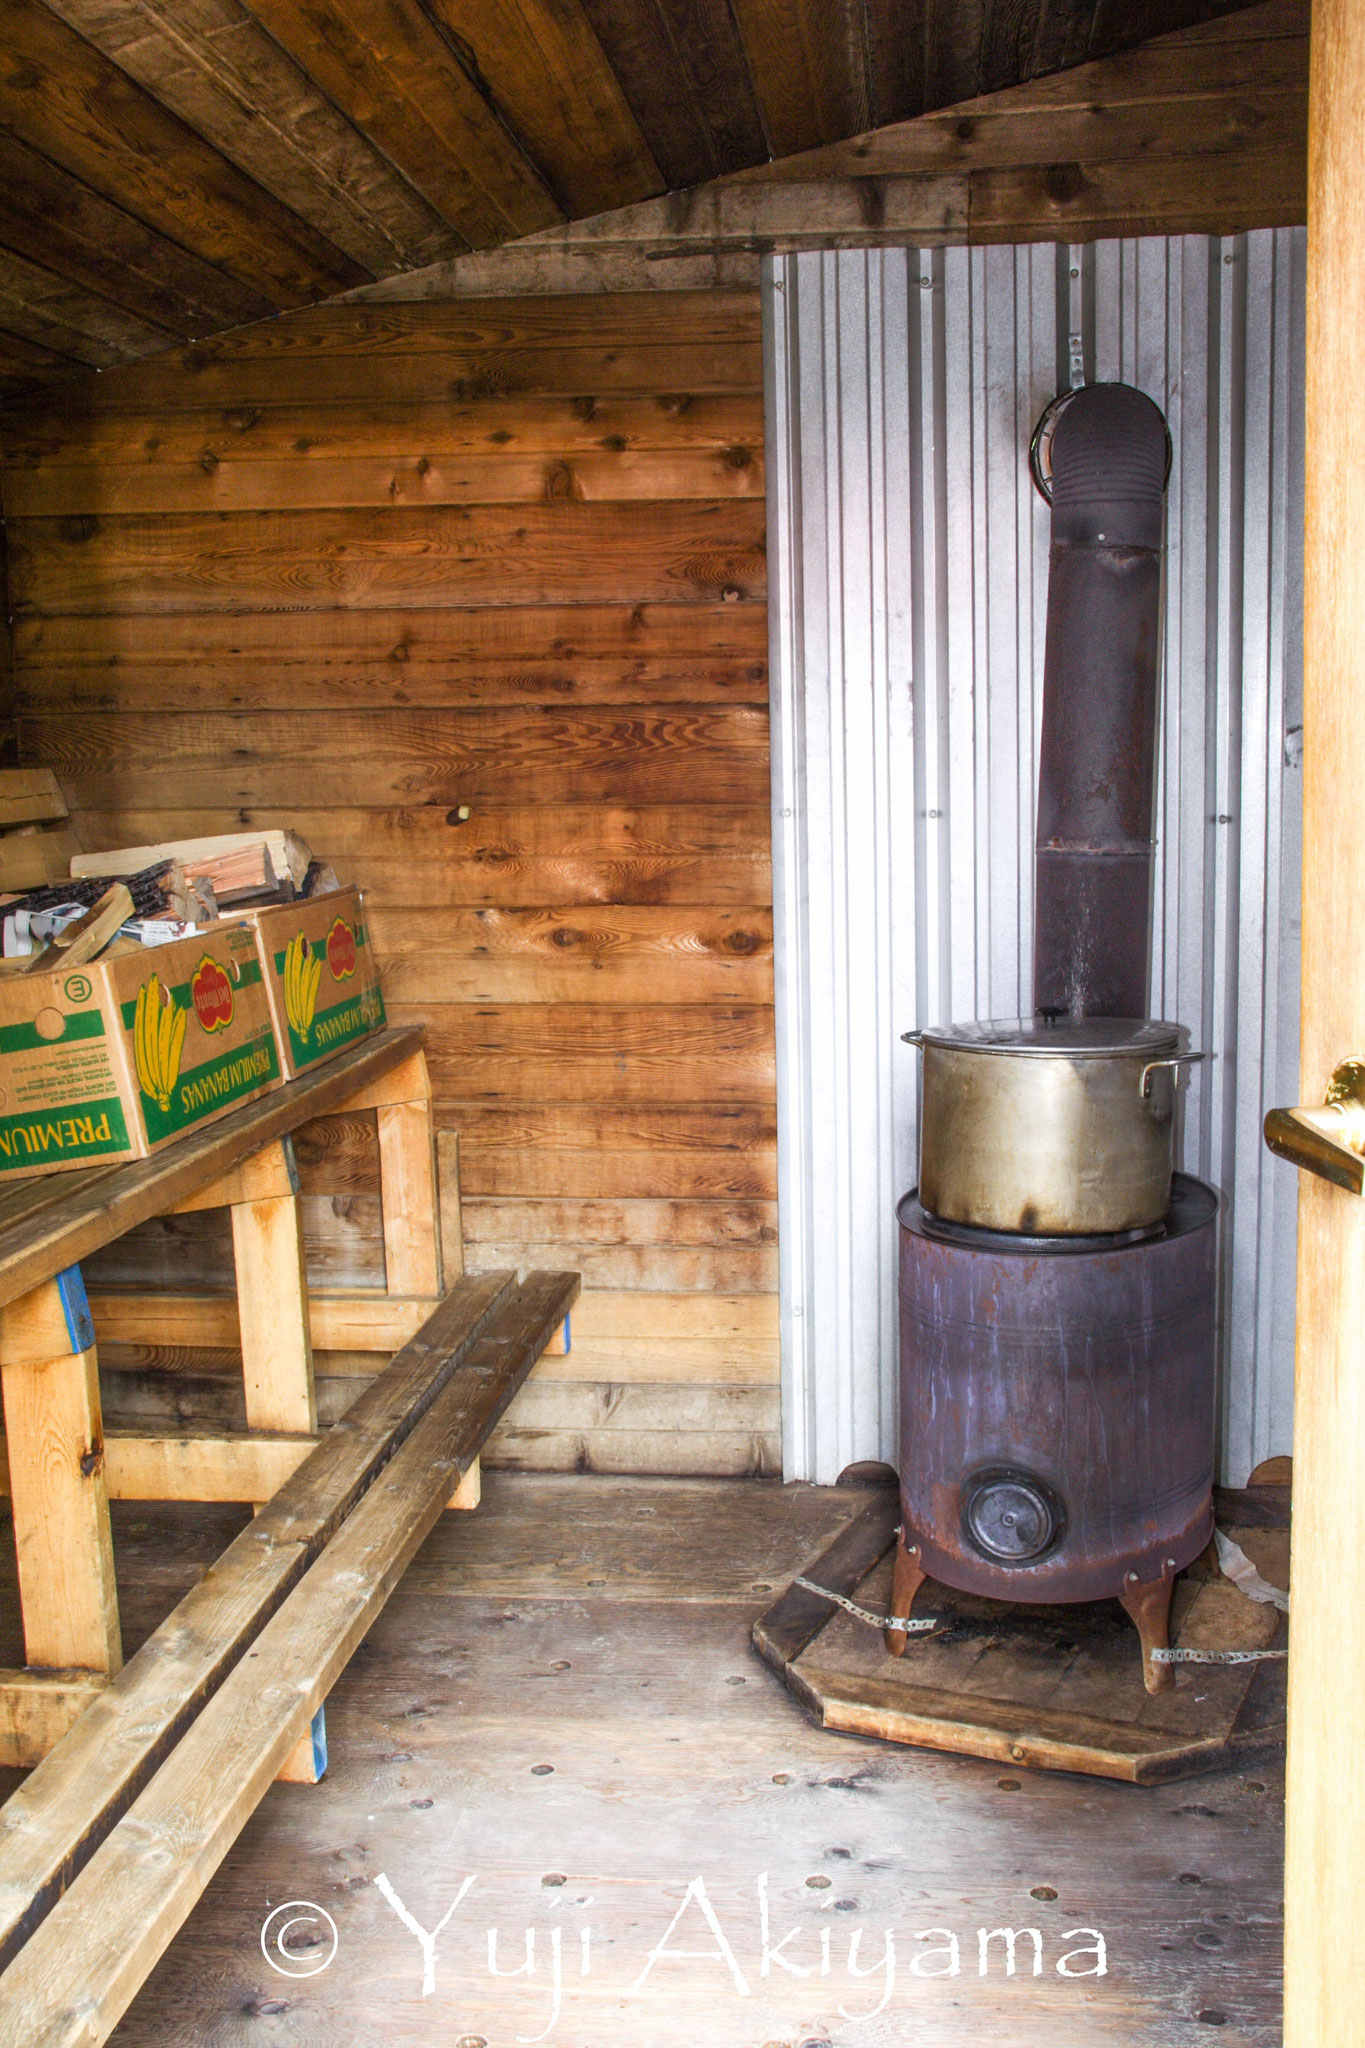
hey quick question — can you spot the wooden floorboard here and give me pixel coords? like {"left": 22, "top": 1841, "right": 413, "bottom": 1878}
{"left": 0, "top": 1474, "right": 1284, "bottom": 2045}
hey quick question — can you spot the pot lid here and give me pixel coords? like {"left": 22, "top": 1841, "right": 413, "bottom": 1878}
{"left": 905, "top": 1015, "right": 1185, "bottom": 1057}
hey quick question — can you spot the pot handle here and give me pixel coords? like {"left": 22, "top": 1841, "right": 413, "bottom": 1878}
{"left": 1139, "top": 1050, "right": 1206, "bottom": 1099}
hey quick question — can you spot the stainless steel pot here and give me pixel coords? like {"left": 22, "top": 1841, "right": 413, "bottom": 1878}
{"left": 903, "top": 1016, "right": 1204, "bottom": 1236}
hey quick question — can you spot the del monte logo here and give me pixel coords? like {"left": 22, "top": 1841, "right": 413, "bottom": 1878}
{"left": 326, "top": 917, "right": 358, "bottom": 981}
{"left": 191, "top": 955, "right": 234, "bottom": 1033}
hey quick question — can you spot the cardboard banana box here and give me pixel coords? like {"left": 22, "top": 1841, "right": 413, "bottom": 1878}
{"left": 0, "top": 922, "right": 280, "bottom": 1179}
{"left": 237, "top": 886, "right": 385, "bottom": 1080}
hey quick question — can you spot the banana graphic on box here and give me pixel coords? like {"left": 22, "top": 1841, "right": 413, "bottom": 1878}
{"left": 133, "top": 973, "right": 187, "bottom": 1115}
{"left": 283, "top": 931, "right": 322, "bottom": 1043}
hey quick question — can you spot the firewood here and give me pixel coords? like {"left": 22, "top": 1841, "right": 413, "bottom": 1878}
{"left": 72, "top": 830, "right": 310, "bottom": 893}
{"left": 19, "top": 884, "right": 134, "bottom": 974}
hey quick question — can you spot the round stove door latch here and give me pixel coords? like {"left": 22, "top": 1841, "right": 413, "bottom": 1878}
{"left": 961, "top": 1467, "right": 1065, "bottom": 1565}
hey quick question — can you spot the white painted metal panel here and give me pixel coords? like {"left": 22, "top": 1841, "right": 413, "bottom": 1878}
{"left": 766, "top": 232, "right": 1305, "bottom": 1486}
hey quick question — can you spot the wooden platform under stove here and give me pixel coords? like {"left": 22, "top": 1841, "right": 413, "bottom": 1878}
{"left": 754, "top": 1483, "right": 1289, "bottom": 1784}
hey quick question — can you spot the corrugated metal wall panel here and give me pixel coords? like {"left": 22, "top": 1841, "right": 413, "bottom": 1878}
{"left": 766, "top": 232, "right": 1305, "bottom": 1486}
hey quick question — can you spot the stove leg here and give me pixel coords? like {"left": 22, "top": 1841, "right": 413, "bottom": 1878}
{"left": 885, "top": 1531, "right": 928, "bottom": 1659}
{"left": 1119, "top": 1565, "right": 1177, "bottom": 1694}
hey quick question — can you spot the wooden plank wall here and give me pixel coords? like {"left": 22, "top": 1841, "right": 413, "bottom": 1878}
{"left": 0, "top": 511, "right": 14, "bottom": 764}
{"left": 0, "top": 290, "right": 779, "bottom": 1476}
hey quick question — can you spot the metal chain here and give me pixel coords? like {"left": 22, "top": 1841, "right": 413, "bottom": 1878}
{"left": 1150, "top": 1646, "right": 1287, "bottom": 1666}
{"left": 793, "top": 1552, "right": 1288, "bottom": 1668}
{"left": 792, "top": 1575, "right": 937, "bottom": 1634}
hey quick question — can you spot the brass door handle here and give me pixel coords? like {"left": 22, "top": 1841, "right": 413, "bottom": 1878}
{"left": 1264, "top": 1058, "right": 1365, "bottom": 1194}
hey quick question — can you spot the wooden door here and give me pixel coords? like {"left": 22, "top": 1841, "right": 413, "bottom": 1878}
{"left": 1284, "top": 0, "right": 1365, "bottom": 2035}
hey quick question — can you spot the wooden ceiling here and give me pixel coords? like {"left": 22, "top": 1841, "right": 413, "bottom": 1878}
{"left": 0, "top": 0, "right": 1274, "bottom": 400}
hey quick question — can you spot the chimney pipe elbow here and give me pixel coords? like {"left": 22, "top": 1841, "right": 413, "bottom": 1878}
{"left": 1048, "top": 383, "right": 1170, "bottom": 551}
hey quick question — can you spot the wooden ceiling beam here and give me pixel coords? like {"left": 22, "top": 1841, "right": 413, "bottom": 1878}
{"left": 422, "top": 0, "right": 664, "bottom": 220}
{"left": 37, "top": 0, "right": 464, "bottom": 277}
{"left": 0, "top": 329, "right": 83, "bottom": 382}
{"left": 980, "top": 0, "right": 1045, "bottom": 96}
{"left": 344, "top": 0, "right": 1303, "bottom": 303}
{"left": 0, "top": 0, "right": 368, "bottom": 305}
{"left": 0, "top": 247, "right": 170, "bottom": 369}
{"left": 0, "top": 131, "right": 275, "bottom": 337}
{"left": 576, "top": 0, "right": 769, "bottom": 189}
{"left": 728, "top": 0, "right": 866, "bottom": 156}
{"left": 239, "top": 0, "right": 564, "bottom": 246}
{"left": 968, "top": 140, "right": 1304, "bottom": 242}
{"left": 1029, "top": 0, "right": 1095, "bottom": 78}
{"left": 731, "top": 18, "right": 1306, "bottom": 183}
{"left": 932, "top": 0, "right": 990, "bottom": 104}
{"left": 0, "top": 0, "right": 1304, "bottom": 408}
{"left": 863, "top": 0, "right": 928, "bottom": 128}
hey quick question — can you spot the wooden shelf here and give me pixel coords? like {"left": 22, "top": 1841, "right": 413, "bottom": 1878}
{"left": 0, "top": 1023, "right": 450, "bottom": 1760}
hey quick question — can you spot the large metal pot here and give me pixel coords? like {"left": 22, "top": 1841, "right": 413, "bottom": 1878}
{"left": 904, "top": 1016, "right": 1203, "bottom": 1236}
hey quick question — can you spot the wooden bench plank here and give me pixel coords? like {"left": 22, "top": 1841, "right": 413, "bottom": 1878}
{"left": 0, "top": 1431, "right": 486, "bottom": 1510}
{"left": 0, "top": 1266, "right": 521, "bottom": 1971}
{"left": 87, "top": 1287, "right": 429, "bottom": 1353}
{"left": 164, "top": 1136, "right": 297, "bottom": 1214}
{"left": 0, "top": 1270, "right": 580, "bottom": 2043}
{"left": 0, "top": 1672, "right": 108, "bottom": 1772}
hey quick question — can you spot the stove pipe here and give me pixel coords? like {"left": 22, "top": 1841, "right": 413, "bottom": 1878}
{"left": 1033, "top": 382, "right": 1170, "bottom": 1019}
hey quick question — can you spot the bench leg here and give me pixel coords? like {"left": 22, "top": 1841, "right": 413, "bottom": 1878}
{"left": 227, "top": 1146, "right": 319, "bottom": 1783}
{"left": 231, "top": 1144, "right": 316, "bottom": 1437}
{"left": 377, "top": 1099, "right": 442, "bottom": 1298}
{"left": 447, "top": 1455, "right": 480, "bottom": 1512}
{"left": 331, "top": 1044, "right": 444, "bottom": 1298}
{"left": 0, "top": 1268, "right": 122, "bottom": 1676}
{"left": 276, "top": 1705, "right": 328, "bottom": 1785}
{"left": 437, "top": 1129, "right": 464, "bottom": 1284}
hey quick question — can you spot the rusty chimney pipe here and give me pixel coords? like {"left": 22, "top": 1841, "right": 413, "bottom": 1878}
{"left": 1033, "top": 382, "right": 1171, "bottom": 1019}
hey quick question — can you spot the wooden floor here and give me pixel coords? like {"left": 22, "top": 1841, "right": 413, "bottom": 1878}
{"left": 0, "top": 1476, "right": 1284, "bottom": 2046}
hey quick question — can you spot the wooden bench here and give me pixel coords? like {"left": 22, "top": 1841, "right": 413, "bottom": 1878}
{"left": 0, "top": 1024, "right": 452, "bottom": 1767}
{"left": 0, "top": 1266, "right": 580, "bottom": 2041}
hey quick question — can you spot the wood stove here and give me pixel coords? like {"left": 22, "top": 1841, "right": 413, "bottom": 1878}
{"left": 889, "top": 381, "right": 1220, "bottom": 1694}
